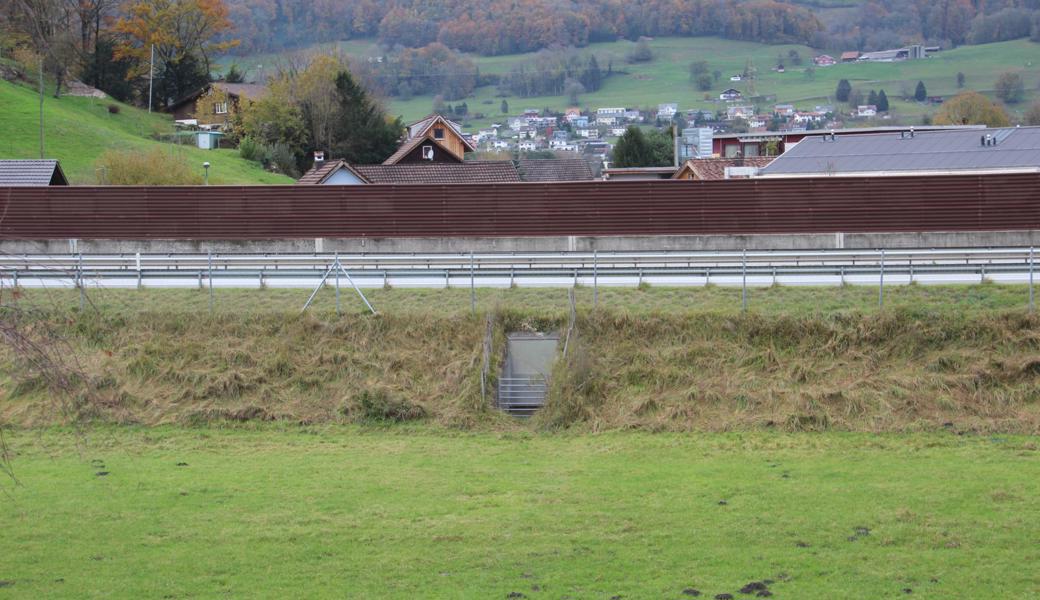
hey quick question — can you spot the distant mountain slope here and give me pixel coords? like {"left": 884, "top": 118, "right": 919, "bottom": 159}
{"left": 0, "top": 79, "right": 292, "bottom": 185}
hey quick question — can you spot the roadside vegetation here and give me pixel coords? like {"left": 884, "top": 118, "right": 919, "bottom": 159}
{"left": 4, "top": 285, "right": 1040, "bottom": 432}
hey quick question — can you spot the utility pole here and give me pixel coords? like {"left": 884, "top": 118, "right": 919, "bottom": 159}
{"left": 148, "top": 45, "right": 154, "bottom": 113}
{"left": 39, "top": 55, "right": 44, "bottom": 158}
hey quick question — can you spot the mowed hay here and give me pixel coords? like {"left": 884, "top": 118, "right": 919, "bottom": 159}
{"left": 537, "top": 309, "right": 1040, "bottom": 433}
{"left": 3, "top": 307, "right": 1040, "bottom": 432}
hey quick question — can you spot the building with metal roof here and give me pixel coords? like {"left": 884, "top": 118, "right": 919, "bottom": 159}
{"left": 0, "top": 160, "right": 69, "bottom": 186}
{"left": 756, "top": 127, "right": 1040, "bottom": 178}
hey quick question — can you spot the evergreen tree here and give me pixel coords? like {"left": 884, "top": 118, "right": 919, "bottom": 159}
{"left": 501, "top": 99, "right": 509, "bottom": 114}
{"left": 835, "top": 79, "right": 852, "bottom": 102}
{"left": 328, "top": 71, "right": 404, "bottom": 165}
{"left": 583, "top": 55, "right": 603, "bottom": 91}
{"left": 612, "top": 127, "right": 652, "bottom": 167}
{"left": 914, "top": 80, "right": 927, "bottom": 102}
{"left": 867, "top": 90, "right": 878, "bottom": 106}
{"left": 877, "top": 90, "right": 889, "bottom": 112}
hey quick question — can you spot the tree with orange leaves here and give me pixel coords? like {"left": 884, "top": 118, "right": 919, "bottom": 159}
{"left": 114, "top": 0, "right": 237, "bottom": 106}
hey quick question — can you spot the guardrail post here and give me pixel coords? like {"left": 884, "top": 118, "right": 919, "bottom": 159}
{"left": 593, "top": 250, "right": 598, "bottom": 309}
{"left": 470, "top": 252, "right": 476, "bottom": 314}
{"left": 741, "top": 248, "right": 747, "bottom": 312}
{"left": 335, "top": 253, "right": 341, "bottom": 316}
{"left": 878, "top": 248, "right": 885, "bottom": 309}
{"left": 208, "top": 251, "right": 214, "bottom": 314}
{"left": 1030, "top": 246, "right": 1035, "bottom": 313}
{"left": 77, "top": 253, "right": 84, "bottom": 311}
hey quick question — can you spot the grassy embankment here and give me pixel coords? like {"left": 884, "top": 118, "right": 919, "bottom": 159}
{"left": 3, "top": 284, "right": 1040, "bottom": 432}
{"left": 0, "top": 77, "right": 293, "bottom": 185}
{"left": 222, "top": 37, "right": 1040, "bottom": 130}
{"left": 0, "top": 428, "right": 1037, "bottom": 598}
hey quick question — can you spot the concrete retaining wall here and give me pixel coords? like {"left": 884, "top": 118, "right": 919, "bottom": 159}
{"left": 6, "top": 230, "right": 1040, "bottom": 254}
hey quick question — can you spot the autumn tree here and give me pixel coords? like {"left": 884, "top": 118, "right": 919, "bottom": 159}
{"left": 934, "top": 91, "right": 1010, "bottom": 127}
{"left": 297, "top": 54, "right": 345, "bottom": 156}
{"left": 1025, "top": 101, "right": 1040, "bottom": 126}
{"left": 115, "top": 0, "right": 238, "bottom": 107}
{"left": 994, "top": 72, "right": 1025, "bottom": 104}
{"left": 12, "top": 0, "right": 79, "bottom": 96}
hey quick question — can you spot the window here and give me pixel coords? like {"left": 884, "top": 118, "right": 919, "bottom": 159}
{"left": 724, "top": 144, "right": 740, "bottom": 158}
{"left": 214, "top": 102, "right": 228, "bottom": 115}
{"left": 743, "top": 144, "right": 760, "bottom": 157}
{"left": 422, "top": 145, "right": 434, "bottom": 160}
{"left": 433, "top": 127, "right": 445, "bottom": 140}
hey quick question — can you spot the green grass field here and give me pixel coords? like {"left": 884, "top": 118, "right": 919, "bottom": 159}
{"left": 0, "top": 78, "right": 293, "bottom": 185}
{"left": 0, "top": 428, "right": 1038, "bottom": 598}
{"left": 222, "top": 37, "right": 1040, "bottom": 130}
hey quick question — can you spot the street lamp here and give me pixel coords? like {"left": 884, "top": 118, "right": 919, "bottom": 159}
{"left": 203, "top": 162, "right": 210, "bottom": 185}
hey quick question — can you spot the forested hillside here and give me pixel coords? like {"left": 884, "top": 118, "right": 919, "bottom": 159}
{"left": 221, "top": 0, "right": 1040, "bottom": 57}
{"left": 222, "top": 0, "right": 825, "bottom": 55}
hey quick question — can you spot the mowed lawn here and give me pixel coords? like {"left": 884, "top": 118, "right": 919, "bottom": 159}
{"left": 1, "top": 428, "right": 1038, "bottom": 598}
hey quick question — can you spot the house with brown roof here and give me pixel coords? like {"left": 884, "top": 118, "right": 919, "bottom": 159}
{"left": 382, "top": 115, "right": 475, "bottom": 165}
{"left": 672, "top": 157, "right": 774, "bottom": 180}
{"left": 167, "top": 82, "right": 268, "bottom": 128}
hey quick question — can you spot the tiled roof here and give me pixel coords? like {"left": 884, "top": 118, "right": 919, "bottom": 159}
{"left": 676, "top": 157, "right": 774, "bottom": 180}
{"left": 515, "top": 159, "right": 595, "bottom": 182}
{"left": 214, "top": 83, "right": 268, "bottom": 101}
{"left": 354, "top": 162, "right": 521, "bottom": 184}
{"left": 296, "top": 160, "right": 355, "bottom": 185}
{"left": 0, "top": 160, "right": 68, "bottom": 186}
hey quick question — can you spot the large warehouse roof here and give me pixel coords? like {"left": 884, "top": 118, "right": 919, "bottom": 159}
{"left": 758, "top": 127, "right": 1040, "bottom": 177}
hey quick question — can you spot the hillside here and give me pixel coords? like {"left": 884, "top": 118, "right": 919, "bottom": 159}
{"left": 0, "top": 78, "right": 293, "bottom": 185}
{"left": 223, "top": 37, "right": 1040, "bottom": 130}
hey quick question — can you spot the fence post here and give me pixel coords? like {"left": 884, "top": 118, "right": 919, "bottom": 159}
{"left": 1030, "top": 246, "right": 1035, "bottom": 313}
{"left": 208, "top": 251, "right": 214, "bottom": 314}
{"left": 77, "top": 253, "right": 84, "bottom": 311}
{"left": 741, "top": 248, "right": 747, "bottom": 312}
{"left": 593, "top": 249, "right": 598, "bottom": 309}
{"left": 335, "top": 253, "right": 341, "bottom": 316}
{"left": 470, "top": 251, "right": 476, "bottom": 314}
{"left": 878, "top": 248, "right": 885, "bottom": 309}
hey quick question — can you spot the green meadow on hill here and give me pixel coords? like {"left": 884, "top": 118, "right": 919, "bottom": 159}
{"left": 0, "top": 78, "right": 292, "bottom": 185}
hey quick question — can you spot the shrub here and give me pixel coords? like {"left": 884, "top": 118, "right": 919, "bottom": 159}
{"left": 107, "top": 104, "right": 120, "bottom": 114}
{"left": 238, "top": 136, "right": 266, "bottom": 162}
{"left": 95, "top": 147, "right": 204, "bottom": 185}
{"left": 266, "top": 142, "right": 298, "bottom": 177}
{"left": 351, "top": 389, "right": 426, "bottom": 422}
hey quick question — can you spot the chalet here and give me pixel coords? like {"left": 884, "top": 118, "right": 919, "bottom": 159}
{"left": 168, "top": 82, "right": 268, "bottom": 128}
{"left": 564, "top": 108, "right": 583, "bottom": 121}
{"left": 383, "top": 115, "right": 475, "bottom": 165}
{"left": 857, "top": 105, "right": 878, "bottom": 118}
{"left": 813, "top": 55, "right": 837, "bottom": 67}
{"left": 774, "top": 104, "right": 795, "bottom": 117}
{"left": 710, "top": 125, "right": 985, "bottom": 159}
{"left": 840, "top": 51, "right": 860, "bottom": 63}
{"left": 719, "top": 88, "right": 743, "bottom": 102}
{"left": 0, "top": 159, "right": 69, "bottom": 186}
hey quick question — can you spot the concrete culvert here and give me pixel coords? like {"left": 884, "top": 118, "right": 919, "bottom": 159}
{"left": 497, "top": 332, "right": 558, "bottom": 417}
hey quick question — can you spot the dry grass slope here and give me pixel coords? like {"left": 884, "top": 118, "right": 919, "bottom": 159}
{"left": 3, "top": 301, "right": 1040, "bottom": 433}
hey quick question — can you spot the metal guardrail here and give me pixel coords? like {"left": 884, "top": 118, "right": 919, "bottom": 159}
{"left": 0, "top": 247, "right": 1036, "bottom": 288}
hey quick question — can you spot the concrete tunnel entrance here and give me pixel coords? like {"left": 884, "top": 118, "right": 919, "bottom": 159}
{"left": 497, "top": 333, "right": 558, "bottom": 417}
